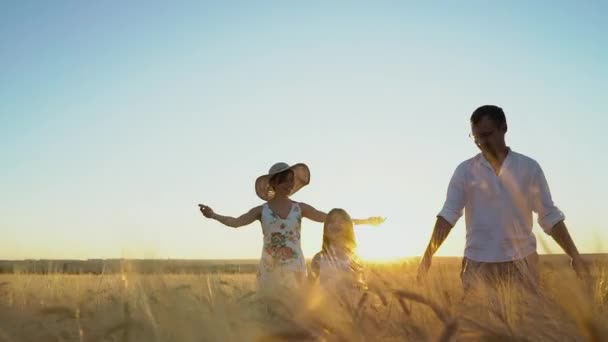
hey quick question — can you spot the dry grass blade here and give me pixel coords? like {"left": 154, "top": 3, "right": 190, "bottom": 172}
{"left": 459, "top": 317, "right": 530, "bottom": 342}
{"left": 256, "top": 329, "right": 318, "bottom": 342}
{"left": 402, "top": 322, "right": 429, "bottom": 342}
{"left": 147, "top": 293, "right": 159, "bottom": 304}
{"left": 173, "top": 284, "right": 192, "bottom": 291}
{"left": 443, "top": 290, "right": 452, "bottom": 306}
{"left": 0, "top": 328, "right": 15, "bottom": 342}
{"left": 436, "top": 320, "right": 458, "bottom": 342}
{"left": 393, "top": 290, "right": 450, "bottom": 323}
{"left": 369, "top": 269, "right": 391, "bottom": 288}
{"left": 39, "top": 306, "right": 78, "bottom": 321}
{"left": 354, "top": 291, "right": 370, "bottom": 321}
{"left": 99, "top": 320, "right": 144, "bottom": 342}
{"left": 579, "top": 316, "right": 608, "bottom": 342}
{"left": 396, "top": 296, "right": 411, "bottom": 316}
{"left": 237, "top": 290, "right": 256, "bottom": 303}
{"left": 366, "top": 284, "right": 389, "bottom": 307}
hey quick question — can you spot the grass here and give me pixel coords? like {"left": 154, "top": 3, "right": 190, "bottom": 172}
{"left": 0, "top": 257, "right": 606, "bottom": 341}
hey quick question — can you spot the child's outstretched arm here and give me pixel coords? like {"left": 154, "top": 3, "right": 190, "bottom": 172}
{"left": 299, "top": 203, "right": 385, "bottom": 226}
{"left": 198, "top": 204, "right": 261, "bottom": 228}
{"left": 353, "top": 217, "right": 386, "bottom": 226}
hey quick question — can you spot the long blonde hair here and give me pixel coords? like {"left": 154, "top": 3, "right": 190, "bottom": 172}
{"left": 321, "top": 208, "right": 357, "bottom": 255}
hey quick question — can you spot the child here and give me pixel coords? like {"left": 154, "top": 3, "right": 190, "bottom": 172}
{"left": 310, "top": 208, "right": 368, "bottom": 293}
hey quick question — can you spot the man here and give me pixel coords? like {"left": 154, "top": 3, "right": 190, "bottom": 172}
{"left": 417, "top": 105, "right": 588, "bottom": 292}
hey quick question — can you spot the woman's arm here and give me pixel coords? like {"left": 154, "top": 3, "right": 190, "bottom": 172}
{"left": 199, "top": 204, "right": 262, "bottom": 228}
{"left": 299, "top": 203, "right": 327, "bottom": 223}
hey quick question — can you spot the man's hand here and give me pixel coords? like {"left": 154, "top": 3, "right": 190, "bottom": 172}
{"left": 416, "top": 254, "right": 432, "bottom": 282}
{"left": 571, "top": 255, "right": 590, "bottom": 279}
{"left": 549, "top": 221, "right": 590, "bottom": 280}
{"left": 416, "top": 217, "right": 452, "bottom": 283}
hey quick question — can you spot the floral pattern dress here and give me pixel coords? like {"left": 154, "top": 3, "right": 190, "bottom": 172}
{"left": 257, "top": 202, "right": 306, "bottom": 294}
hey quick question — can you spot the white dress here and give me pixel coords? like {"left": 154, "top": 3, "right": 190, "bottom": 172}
{"left": 257, "top": 202, "right": 307, "bottom": 296}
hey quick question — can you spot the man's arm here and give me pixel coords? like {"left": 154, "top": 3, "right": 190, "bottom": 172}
{"left": 422, "top": 216, "right": 454, "bottom": 259}
{"left": 419, "top": 216, "right": 453, "bottom": 268}
{"left": 530, "top": 163, "right": 589, "bottom": 277}
{"left": 417, "top": 164, "right": 466, "bottom": 280}
{"left": 550, "top": 220, "right": 589, "bottom": 277}
{"left": 550, "top": 221, "right": 580, "bottom": 258}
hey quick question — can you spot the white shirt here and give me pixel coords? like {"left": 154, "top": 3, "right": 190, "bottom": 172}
{"left": 438, "top": 149, "right": 565, "bottom": 262}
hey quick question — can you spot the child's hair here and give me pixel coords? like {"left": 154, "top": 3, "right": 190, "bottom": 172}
{"left": 322, "top": 208, "right": 357, "bottom": 254}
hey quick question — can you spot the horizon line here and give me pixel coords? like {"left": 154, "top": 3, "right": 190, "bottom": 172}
{"left": 1, "top": 253, "right": 606, "bottom": 262}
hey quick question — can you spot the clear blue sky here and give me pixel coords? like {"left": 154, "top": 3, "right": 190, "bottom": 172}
{"left": 1, "top": 1, "right": 606, "bottom": 260}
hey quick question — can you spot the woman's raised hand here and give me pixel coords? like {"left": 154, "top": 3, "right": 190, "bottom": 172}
{"left": 198, "top": 204, "right": 215, "bottom": 218}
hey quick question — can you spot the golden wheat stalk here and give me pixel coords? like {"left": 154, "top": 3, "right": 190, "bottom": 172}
{"left": 0, "top": 327, "right": 15, "bottom": 342}
{"left": 393, "top": 290, "right": 450, "bottom": 324}
{"left": 436, "top": 320, "right": 458, "bottom": 342}
{"left": 38, "top": 306, "right": 78, "bottom": 320}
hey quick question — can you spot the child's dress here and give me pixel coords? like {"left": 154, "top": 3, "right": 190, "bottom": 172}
{"left": 257, "top": 202, "right": 307, "bottom": 296}
{"left": 311, "top": 248, "right": 367, "bottom": 294}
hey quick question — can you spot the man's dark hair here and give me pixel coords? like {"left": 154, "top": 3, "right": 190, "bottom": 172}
{"left": 470, "top": 105, "right": 507, "bottom": 128}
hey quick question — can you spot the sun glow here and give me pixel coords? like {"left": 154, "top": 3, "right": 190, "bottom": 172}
{"left": 354, "top": 225, "right": 421, "bottom": 262}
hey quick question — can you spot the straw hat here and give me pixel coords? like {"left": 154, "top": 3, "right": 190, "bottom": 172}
{"left": 255, "top": 162, "right": 310, "bottom": 201}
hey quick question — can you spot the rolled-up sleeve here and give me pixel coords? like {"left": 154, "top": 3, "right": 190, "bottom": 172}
{"left": 530, "top": 162, "right": 565, "bottom": 234}
{"left": 437, "top": 163, "right": 466, "bottom": 226}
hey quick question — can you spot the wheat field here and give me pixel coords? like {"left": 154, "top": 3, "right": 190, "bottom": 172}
{"left": 0, "top": 257, "right": 606, "bottom": 342}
